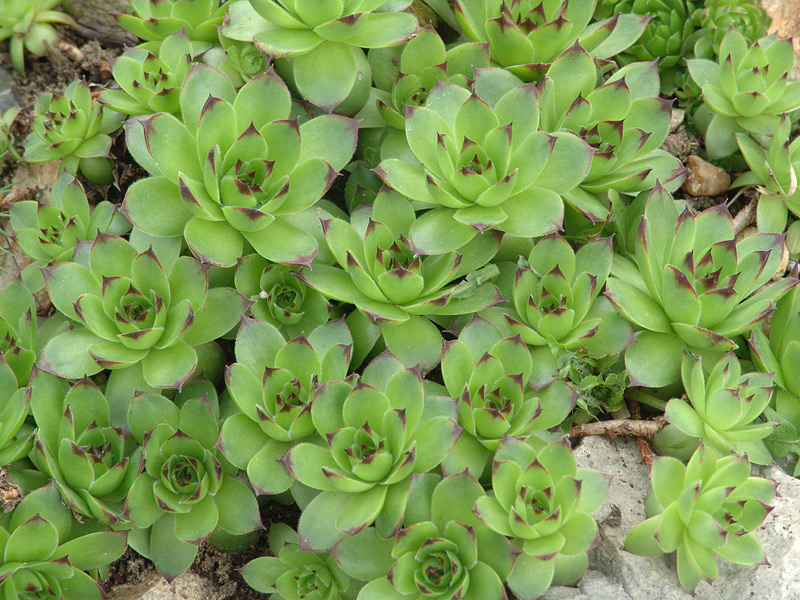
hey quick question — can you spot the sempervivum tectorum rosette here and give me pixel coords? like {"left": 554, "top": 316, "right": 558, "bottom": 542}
{"left": 218, "top": 317, "right": 352, "bottom": 497}
{"left": 298, "top": 189, "right": 502, "bottom": 371}
{"left": 282, "top": 351, "right": 461, "bottom": 551}
{"left": 687, "top": 28, "right": 800, "bottom": 159}
{"left": 375, "top": 81, "right": 593, "bottom": 254}
{"left": 122, "top": 64, "right": 357, "bottom": 268}
{"left": 473, "top": 436, "right": 609, "bottom": 599}
{"left": 223, "top": 0, "right": 418, "bottom": 113}
{"left": 452, "top": 0, "right": 648, "bottom": 81}
{"left": 606, "top": 185, "right": 797, "bottom": 387}
{"left": 39, "top": 234, "right": 249, "bottom": 388}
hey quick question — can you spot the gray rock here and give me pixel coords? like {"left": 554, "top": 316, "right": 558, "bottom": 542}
{"left": 0, "top": 67, "right": 18, "bottom": 113}
{"left": 542, "top": 437, "right": 800, "bottom": 600}
{"left": 58, "top": 0, "right": 138, "bottom": 46}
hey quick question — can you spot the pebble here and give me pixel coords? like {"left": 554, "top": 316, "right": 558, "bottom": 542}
{"left": 0, "top": 67, "right": 18, "bottom": 113}
{"left": 682, "top": 155, "right": 731, "bottom": 197}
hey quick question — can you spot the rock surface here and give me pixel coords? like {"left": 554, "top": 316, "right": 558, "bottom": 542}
{"left": 59, "top": 0, "right": 138, "bottom": 46}
{"left": 682, "top": 155, "right": 731, "bottom": 197}
{"left": 0, "top": 67, "right": 18, "bottom": 113}
{"left": 541, "top": 436, "right": 800, "bottom": 600}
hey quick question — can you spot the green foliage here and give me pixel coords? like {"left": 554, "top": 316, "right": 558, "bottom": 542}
{"left": 0, "top": 1, "right": 793, "bottom": 597}
{"left": 126, "top": 390, "right": 261, "bottom": 578}
{"left": 242, "top": 523, "right": 360, "bottom": 599}
{"left": 29, "top": 371, "right": 139, "bottom": 524}
{"left": 219, "top": 317, "right": 352, "bottom": 495}
{"left": 10, "top": 173, "right": 130, "bottom": 291}
{"left": 625, "top": 446, "right": 774, "bottom": 591}
{"left": 0, "top": 484, "right": 127, "bottom": 599}
{"left": 687, "top": 28, "right": 800, "bottom": 159}
{"left": 606, "top": 184, "right": 796, "bottom": 387}
{"left": 440, "top": 316, "right": 576, "bottom": 476}
{"left": 122, "top": 64, "right": 356, "bottom": 267}
{"left": 0, "top": 107, "right": 20, "bottom": 166}
{"left": 22, "top": 80, "right": 125, "bottom": 185}
{"left": 694, "top": 0, "right": 770, "bottom": 60}
{"left": 474, "top": 436, "right": 609, "bottom": 599}
{"left": 222, "top": 0, "right": 418, "bottom": 113}
{"left": 115, "top": 0, "right": 227, "bottom": 53}
{"left": 39, "top": 234, "right": 248, "bottom": 387}
{"left": 99, "top": 29, "right": 194, "bottom": 116}
{"left": 376, "top": 79, "right": 594, "bottom": 250}
{"left": 452, "top": 0, "right": 648, "bottom": 81}
{"left": 285, "top": 351, "right": 460, "bottom": 549}
{"left": 657, "top": 352, "right": 776, "bottom": 464}
{"left": 613, "top": 0, "right": 702, "bottom": 93}
{"left": 0, "top": 0, "right": 75, "bottom": 73}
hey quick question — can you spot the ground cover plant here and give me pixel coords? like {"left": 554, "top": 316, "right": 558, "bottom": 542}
{"left": 0, "top": 0, "right": 797, "bottom": 598}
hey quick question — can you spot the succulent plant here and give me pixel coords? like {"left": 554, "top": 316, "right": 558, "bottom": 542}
{"left": 241, "top": 523, "right": 360, "bottom": 599}
{"left": 39, "top": 234, "right": 249, "bottom": 388}
{"left": 99, "top": 29, "right": 193, "bottom": 116}
{"left": 122, "top": 64, "right": 357, "bottom": 268}
{"left": 0, "top": 280, "right": 41, "bottom": 387}
{"left": 367, "top": 25, "right": 489, "bottom": 130}
{"left": 22, "top": 80, "right": 125, "bottom": 185}
{"left": 451, "top": 0, "right": 648, "bottom": 81}
{"left": 732, "top": 115, "right": 800, "bottom": 232}
{"left": 750, "top": 284, "right": 800, "bottom": 465}
{"left": 694, "top": 0, "right": 770, "bottom": 60}
{"left": 355, "top": 472, "right": 515, "bottom": 600}
{"left": 656, "top": 352, "right": 776, "bottom": 464}
{"left": 0, "top": 358, "right": 34, "bottom": 468}
{"left": 125, "top": 391, "right": 262, "bottom": 579}
{"left": 219, "top": 317, "right": 352, "bottom": 496}
{"left": 222, "top": 0, "right": 418, "bottom": 113}
{"left": 114, "top": 0, "right": 227, "bottom": 53}
{"left": 0, "top": 483, "right": 128, "bottom": 599}
{"left": 202, "top": 34, "right": 269, "bottom": 88}
{"left": 687, "top": 28, "right": 800, "bottom": 159}
{"left": 29, "top": 371, "right": 139, "bottom": 524}
{"left": 375, "top": 81, "right": 593, "bottom": 253}
{"left": 235, "top": 256, "right": 330, "bottom": 337}
{"left": 501, "top": 234, "right": 633, "bottom": 365}
{"left": 605, "top": 185, "right": 796, "bottom": 388}
{"left": 439, "top": 316, "right": 576, "bottom": 478}
{"left": 473, "top": 436, "right": 609, "bottom": 599}
{"left": 613, "top": 0, "right": 702, "bottom": 93}
{"left": 499, "top": 48, "right": 686, "bottom": 225}
{"left": 10, "top": 173, "right": 130, "bottom": 292}
{"left": 0, "top": 0, "right": 76, "bottom": 73}
{"left": 283, "top": 351, "right": 461, "bottom": 550}
{"left": 298, "top": 189, "right": 502, "bottom": 370}
{"left": 0, "top": 107, "right": 20, "bottom": 166}
{"left": 625, "top": 445, "right": 775, "bottom": 591}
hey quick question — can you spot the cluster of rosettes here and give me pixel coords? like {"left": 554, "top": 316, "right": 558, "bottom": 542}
{"left": 1, "top": 0, "right": 796, "bottom": 598}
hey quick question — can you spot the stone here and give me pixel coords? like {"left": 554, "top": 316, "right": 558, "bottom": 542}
{"left": 669, "top": 108, "right": 685, "bottom": 133}
{"left": 682, "top": 155, "right": 731, "bottom": 197}
{"left": 541, "top": 436, "right": 800, "bottom": 600}
{"left": 135, "top": 572, "right": 216, "bottom": 600}
{"left": 58, "top": 0, "right": 138, "bottom": 46}
{"left": 0, "top": 67, "right": 18, "bottom": 113}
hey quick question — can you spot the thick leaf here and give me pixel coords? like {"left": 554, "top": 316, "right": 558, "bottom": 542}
{"left": 625, "top": 331, "right": 684, "bottom": 388}
{"left": 382, "top": 315, "right": 443, "bottom": 373}
{"left": 141, "top": 341, "right": 197, "bottom": 389}
{"left": 40, "top": 328, "right": 105, "bottom": 379}
{"left": 215, "top": 477, "right": 263, "bottom": 535}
